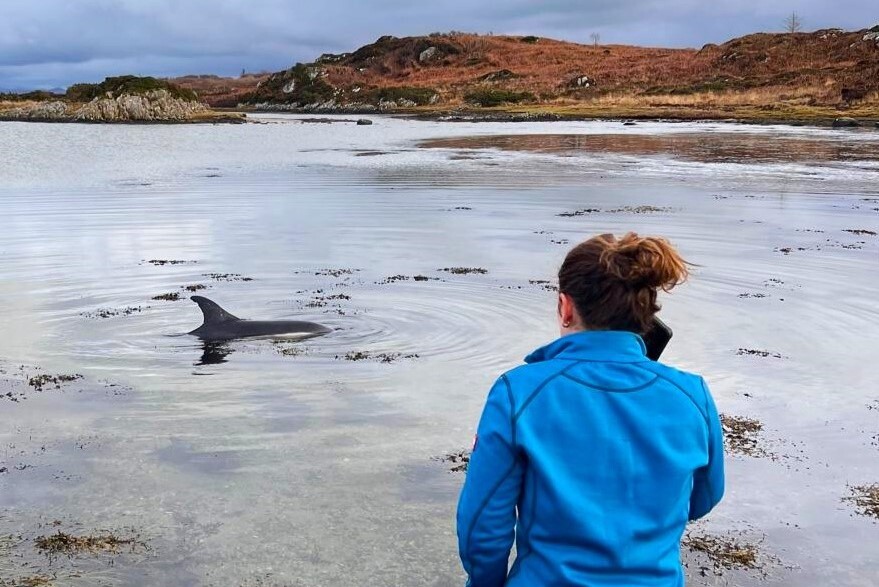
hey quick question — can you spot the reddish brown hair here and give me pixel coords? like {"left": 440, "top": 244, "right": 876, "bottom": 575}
{"left": 558, "top": 232, "right": 689, "bottom": 333}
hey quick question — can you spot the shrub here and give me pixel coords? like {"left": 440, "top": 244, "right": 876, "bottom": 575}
{"left": 520, "top": 36, "right": 540, "bottom": 44}
{"left": 464, "top": 88, "right": 536, "bottom": 106}
{"left": 0, "top": 90, "right": 61, "bottom": 102}
{"left": 65, "top": 76, "right": 198, "bottom": 102}
{"left": 370, "top": 86, "right": 438, "bottom": 105}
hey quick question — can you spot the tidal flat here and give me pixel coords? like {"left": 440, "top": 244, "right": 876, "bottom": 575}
{"left": 1, "top": 115, "right": 877, "bottom": 586}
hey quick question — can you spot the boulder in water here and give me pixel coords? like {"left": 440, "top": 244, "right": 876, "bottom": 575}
{"left": 832, "top": 117, "right": 860, "bottom": 128}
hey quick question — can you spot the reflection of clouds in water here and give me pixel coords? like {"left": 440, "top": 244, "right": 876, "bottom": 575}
{"left": 154, "top": 438, "right": 242, "bottom": 476}
{"left": 0, "top": 282, "right": 45, "bottom": 361}
{"left": 421, "top": 132, "right": 879, "bottom": 164}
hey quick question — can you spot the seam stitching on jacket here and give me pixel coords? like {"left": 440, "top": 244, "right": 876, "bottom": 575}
{"left": 463, "top": 460, "right": 518, "bottom": 578}
{"left": 632, "top": 364, "right": 709, "bottom": 424}
{"left": 462, "top": 380, "right": 519, "bottom": 578}
{"left": 561, "top": 372, "right": 660, "bottom": 393}
{"left": 503, "top": 374, "right": 516, "bottom": 449}
{"left": 514, "top": 361, "right": 582, "bottom": 421}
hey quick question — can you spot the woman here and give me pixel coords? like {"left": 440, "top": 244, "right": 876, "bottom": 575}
{"left": 457, "top": 233, "right": 724, "bottom": 587}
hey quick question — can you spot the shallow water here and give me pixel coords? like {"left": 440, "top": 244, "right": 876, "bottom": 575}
{"left": 1, "top": 115, "right": 878, "bottom": 586}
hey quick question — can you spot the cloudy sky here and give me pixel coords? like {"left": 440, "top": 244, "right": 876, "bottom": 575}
{"left": 1, "top": 0, "right": 875, "bottom": 90}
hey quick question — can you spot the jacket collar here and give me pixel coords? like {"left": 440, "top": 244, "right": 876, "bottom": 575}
{"left": 524, "top": 330, "right": 647, "bottom": 364}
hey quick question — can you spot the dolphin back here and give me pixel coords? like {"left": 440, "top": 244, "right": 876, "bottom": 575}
{"left": 191, "top": 296, "right": 240, "bottom": 326}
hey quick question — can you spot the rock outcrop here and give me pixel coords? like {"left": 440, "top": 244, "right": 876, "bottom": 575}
{"left": 74, "top": 90, "right": 208, "bottom": 121}
{"left": 1, "top": 90, "right": 244, "bottom": 123}
{"left": 2, "top": 101, "right": 70, "bottom": 120}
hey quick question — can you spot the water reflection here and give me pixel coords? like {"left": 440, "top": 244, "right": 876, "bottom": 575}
{"left": 197, "top": 341, "right": 233, "bottom": 366}
{"left": 420, "top": 133, "right": 879, "bottom": 165}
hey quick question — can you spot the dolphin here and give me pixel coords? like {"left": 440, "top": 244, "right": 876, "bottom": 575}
{"left": 188, "top": 295, "right": 332, "bottom": 342}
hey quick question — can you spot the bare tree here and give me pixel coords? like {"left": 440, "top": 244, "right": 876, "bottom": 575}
{"left": 590, "top": 32, "right": 601, "bottom": 47}
{"left": 784, "top": 12, "right": 803, "bottom": 33}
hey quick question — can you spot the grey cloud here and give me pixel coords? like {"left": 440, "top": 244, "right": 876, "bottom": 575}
{"left": 1, "top": 0, "right": 875, "bottom": 90}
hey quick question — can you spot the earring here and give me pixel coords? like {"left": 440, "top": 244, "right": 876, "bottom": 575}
{"left": 562, "top": 321, "right": 572, "bottom": 328}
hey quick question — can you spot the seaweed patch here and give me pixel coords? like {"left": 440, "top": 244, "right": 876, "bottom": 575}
{"left": 438, "top": 267, "right": 488, "bottom": 275}
{"left": 736, "top": 348, "right": 785, "bottom": 359}
{"left": 721, "top": 414, "right": 770, "bottom": 458}
{"left": 683, "top": 531, "right": 764, "bottom": 574}
{"left": 843, "top": 484, "right": 879, "bottom": 519}
{"left": 27, "top": 374, "right": 82, "bottom": 392}
{"left": 435, "top": 449, "right": 471, "bottom": 472}
{"left": 336, "top": 351, "right": 419, "bottom": 363}
{"left": 34, "top": 531, "right": 147, "bottom": 555}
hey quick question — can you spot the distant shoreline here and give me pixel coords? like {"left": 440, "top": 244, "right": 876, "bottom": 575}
{"left": 232, "top": 106, "right": 879, "bottom": 129}
{"left": 0, "top": 113, "right": 246, "bottom": 125}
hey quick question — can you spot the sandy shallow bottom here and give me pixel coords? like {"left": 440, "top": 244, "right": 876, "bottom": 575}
{"left": 0, "top": 115, "right": 878, "bottom": 586}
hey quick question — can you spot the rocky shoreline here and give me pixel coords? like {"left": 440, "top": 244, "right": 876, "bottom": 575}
{"left": 0, "top": 89, "right": 246, "bottom": 124}
{"left": 235, "top": 104, "right": 879, "bottom": 129}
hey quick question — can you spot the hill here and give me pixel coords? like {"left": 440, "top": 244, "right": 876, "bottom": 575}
{"left": 175, "top": 27, "right": 879, "bottom": 122}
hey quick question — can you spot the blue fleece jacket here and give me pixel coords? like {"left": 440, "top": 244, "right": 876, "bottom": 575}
{"left": 457, "top": 330, "right": 724, "bottom": 587}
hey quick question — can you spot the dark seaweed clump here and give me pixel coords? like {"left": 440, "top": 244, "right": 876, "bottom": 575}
{"left": 736, "top": 348, "right": 785, "bottom": 359}
{"left": 558, "top": 208, "right": 601, "bottom": 217}
{"left": 202, "top": 273, "right": 253, "bottom": 282}
{"left": 720, "top": 414, "right": 769, "bottom": 457}
{"left": 28, "top": 374, "right": 82, "bottom": 391}
{"left": 377, "top": 274, "right": 439, "bottom": 284}
{"left": 437, "top": 449, "right": 471, "bottom": 472}
{"left": 529, "top": 279, "right": 559, "bottom": 292}
{"left": 310, "top": 268, "right": 360, "bottom": 278}
{"left": 152, "top": 292, "right": 181, "bottom": 301}
{"left": 439, "top": 267, "right": 488, "bottom": 275}
{"left": 558, "top": 205, "right": 671, "bottom": 217}
{"left": 274, "top": 343, "right": 307, "bottom": 357}
{"left": 337, "top": 351, "right": 419, "bottom": 363}
{"left": 144, "top": 259, "right": 196, "bottom": 266}
{"left": 683, "top": 532, "right": 761, "bottom": 572}
{"left": 34, "top": 531, "right": 145, "bottom": 554}
{"left": 81, "top": 306, "right": 148, "bottom": 319}
{"left": 844, "top": 484, "right": 879, "bottom": 519}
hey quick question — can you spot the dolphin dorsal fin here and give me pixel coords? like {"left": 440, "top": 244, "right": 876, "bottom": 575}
{"left": 191, "top": 296, "right": 240, "bottom": 325}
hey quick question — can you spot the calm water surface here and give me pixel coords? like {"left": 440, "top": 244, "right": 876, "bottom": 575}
{"left": 1, "top": 115, "right": 878, "bottom": 586}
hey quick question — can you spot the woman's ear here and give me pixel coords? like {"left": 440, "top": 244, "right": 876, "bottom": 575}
{"left": 558, "top": 293, "right": 576, "bottom": 329}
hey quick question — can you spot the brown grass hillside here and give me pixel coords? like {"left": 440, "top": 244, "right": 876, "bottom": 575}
{"left": 177, "top": 28, "right": 879, "bottom": 120}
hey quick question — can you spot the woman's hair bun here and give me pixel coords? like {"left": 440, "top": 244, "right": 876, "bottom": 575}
{"left": 598, "top": 232, "right": 689, "bottom": 291}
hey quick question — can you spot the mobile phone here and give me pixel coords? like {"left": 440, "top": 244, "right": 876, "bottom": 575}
{"left": 643, "top": 317, "right": 673, "bottom": 361}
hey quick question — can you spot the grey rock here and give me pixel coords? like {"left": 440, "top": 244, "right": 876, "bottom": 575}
{"left": 356, "top": 119, "right": 373, "bottom": 125}
{"left": 832, "top": 117, "right": 860, "bottom": 128}
{"left": 419, "top": 46, "right": 439, "bottom": 62}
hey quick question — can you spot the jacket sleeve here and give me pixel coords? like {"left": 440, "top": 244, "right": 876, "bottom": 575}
{"left": 689, "top": 378, "right": 725, "bottom": 520}
{"left": 457, "top": 375, "right": 524, "bottom": 587}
